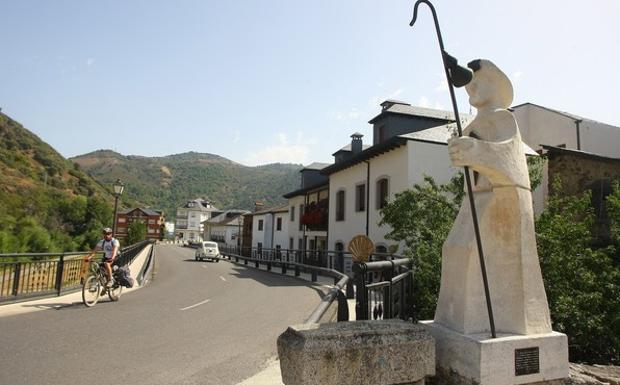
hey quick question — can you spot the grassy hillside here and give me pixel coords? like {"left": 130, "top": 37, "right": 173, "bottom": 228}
{"left": 0, "top": 113, "right": 122, "bottom": 252}
{"left": 71, "top": 151, "right": 303, "bottom": 220}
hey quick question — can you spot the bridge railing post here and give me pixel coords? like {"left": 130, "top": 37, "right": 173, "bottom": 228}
{"left": 55, "top": 254, "right": 65, "bottom": 296}
{"left": 12, "top": 263, "right": 21, "bottom": 297}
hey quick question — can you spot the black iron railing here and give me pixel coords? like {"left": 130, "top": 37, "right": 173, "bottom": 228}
{"left": 219, "top": 246, "right": 414, "bottom": 323}
{"left": 0, "top": 240, "right": 153, "bottom": 303}
{"left": 353, "top": 257, "right": 414, "bottom": 321}
{"left": 220, "top": 245, "right": 355, "bottom": 272}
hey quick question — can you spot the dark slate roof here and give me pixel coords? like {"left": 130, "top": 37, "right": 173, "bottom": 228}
{"left": 301, "top": 162, "right": 331, "bottom": 171}
{"left": 253, "top": 203, "right": 289, "bottom": 215}
{"left": 120, "top": 207, "right": 162, "bottom": 216}
{"left": 400, "top": 123, "right": 538, "bottom": 155}
{"left": 511, "top": 102, "right": 585, "bottom": 122}
{"left": 182, "top": 198, "right": 218, "bottom": 211}
{"left": 399, "top": 123, "right": 458, "bottom": 144}
{"left": 283, "top": 180, "right": 329, "bottom": 199}
{"left": 369, "top": 104, "right": 466, "bottom": 124}
{"left": 322, "top": 123, "right": 539, "bottom": 175}
{"left": 332, "top": 143, "right": 372, "bottom": 155}
{"left": 204, "top": 210, "right": 250, "bottom": 225}
{"left": 541, "top": 144, "right": 620, "bottom": 163}
{"left": 322, "top": 135, "right": 410, "bottom": 175}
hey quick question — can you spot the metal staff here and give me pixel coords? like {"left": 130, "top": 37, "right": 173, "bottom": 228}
{"left": 410, "top": 0, "right": 496, "bottom": 338}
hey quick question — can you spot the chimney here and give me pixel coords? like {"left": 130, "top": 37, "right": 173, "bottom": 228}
{"left": 254, "top": 201, "right": 264, "bottom": 212}
{"left": 351, "top": 132, "right": 363, "bottom": 154}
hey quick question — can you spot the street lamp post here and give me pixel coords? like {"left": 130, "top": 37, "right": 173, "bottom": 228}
{"left": 112, "top": 179, "right": 125, "bottom": 237}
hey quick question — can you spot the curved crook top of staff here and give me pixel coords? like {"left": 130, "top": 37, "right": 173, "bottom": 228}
{"left": 409, "top": 0, "right": 445, "bottom": 50}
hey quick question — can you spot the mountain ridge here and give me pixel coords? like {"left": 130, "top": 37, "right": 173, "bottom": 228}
{"left": 71, "top": 149, "right": 304, "bottom": 219}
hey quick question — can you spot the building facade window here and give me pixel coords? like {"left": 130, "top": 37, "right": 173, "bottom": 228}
{"left": 290, "top": 206, "right": 295, "bottom": 221}
{"left": 276, "top": 217, "right": 282, "bottom": 231}
{"left": 258, "top": 219, "right": 264, "bottom": 231}
{"left": 289, "top": 238, "right": 294, "bottom": 250}
{"left": 119, "top": 217, "right": 126, "bottom": 223}
{"left": 299, "top": 204, "right": 304, "bottom": 231}
{"left": 355, "top": 183, "right": 366, "bottom": 212}
{"left": 376, "top": 178, "right": 389, "bottom": 209}
{"left": 336, "top": 190, "right": 345, "bottom": 221}
{"left": 378, "top": 125, "right": 387, "bottom": 142}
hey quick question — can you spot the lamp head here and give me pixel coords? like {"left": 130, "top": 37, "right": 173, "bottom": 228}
{"left": 442, "top": 51, "right": 472, "bottom": 87}
{"left": 113, "top": 179, "right": 124, "bottom": 196}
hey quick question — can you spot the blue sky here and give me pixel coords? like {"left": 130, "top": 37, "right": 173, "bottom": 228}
{"left": 1, "top": 1, "right": 619, "bottom": 166}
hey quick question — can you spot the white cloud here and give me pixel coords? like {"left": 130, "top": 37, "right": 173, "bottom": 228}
{"left": 243, "top": 132, "right": 313, "bottom": 166}
{"left": 232, "top": 130, "right": 240, "bottom": 144}
{"left": 334, "top": 108, "right": 362, "bottom": 121}
{"left": 418, "top": 96, "right": 445, "bottom": 110}
{"left": 368, "top": 88, "right": 406, "bottom": 109}
{"left": 435, "top": 78, "right": 448, "bottom": 92}
{"left": 512, "top": 70, "right": 523, "bottom": 81}
{"left": 86, "top": 58, "right": 95, "bottom": 67}
{"left": 418, "top": 96, "right": 430, "bottom": 108}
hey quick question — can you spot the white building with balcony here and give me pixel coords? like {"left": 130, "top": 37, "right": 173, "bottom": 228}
{"left": 174, "top": 198, "right": 219, "bottom": 243}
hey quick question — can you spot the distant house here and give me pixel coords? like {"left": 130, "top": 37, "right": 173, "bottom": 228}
{"left": 542, "top": 145, "right": 620, "bottom": 243}
{"left": 250, "top": 203, "right": 289, "bottom": 252}
{"left": 512, "top": 102, "right": 620, "bottom": 213}
{"left": 116, "top": 207, "right": 165, "bottom": 242}
{"left": 175, "top": 198, "right": 219, "bottom": 243}
{"left": 203, "top": 210, "right": 250, "bottom": 249}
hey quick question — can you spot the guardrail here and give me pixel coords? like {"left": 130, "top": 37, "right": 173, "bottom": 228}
{"left": 0, "top": 240, "right": 153, "bottom": 303}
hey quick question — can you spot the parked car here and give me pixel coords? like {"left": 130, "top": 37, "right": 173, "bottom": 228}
{"left": 195, "top": 241, "right": 220, "bottom": 262}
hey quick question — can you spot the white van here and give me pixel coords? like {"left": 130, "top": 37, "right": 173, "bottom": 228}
{"left": 195, "top": 241, "right": 220, "bottom": 262}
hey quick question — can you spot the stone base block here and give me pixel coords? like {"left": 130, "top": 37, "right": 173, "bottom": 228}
{"left": 421, "top": 321, "right": 568, "bottom": 385}
{"left": 277, "top": 320, "right": 435, "bottom": 385}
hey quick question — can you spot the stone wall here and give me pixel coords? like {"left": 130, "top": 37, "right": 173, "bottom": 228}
{"left": 546, "top": 147, "right": 620, "bottom": 197}
{"left": 426, "top": 364, "right": 619, "bottom": 385}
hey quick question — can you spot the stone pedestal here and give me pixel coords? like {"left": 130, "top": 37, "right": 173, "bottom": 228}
{"left": 277, "top": 320, "right": 435, "bottom": 385}
{"left": 422, "top": 321, "right": 568, "bottom": 385}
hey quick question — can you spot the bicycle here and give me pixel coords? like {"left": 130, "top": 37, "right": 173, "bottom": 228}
{"left": 82, "top": 260, "right": 123, "bottom": 307}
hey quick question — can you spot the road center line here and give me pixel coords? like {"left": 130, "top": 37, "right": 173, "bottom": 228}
{"left": 219, "top": 276, "right": 227, "bottom": 282}
{"left": 202, "top": 265, "right": 208, "bottom": 269}
{"left": 180, "top": 299, "right": 211, "bottom": 311}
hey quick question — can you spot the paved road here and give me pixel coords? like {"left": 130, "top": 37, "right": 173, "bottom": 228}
{"left": 0, "top": 244, "right": 327, "bottom": 385}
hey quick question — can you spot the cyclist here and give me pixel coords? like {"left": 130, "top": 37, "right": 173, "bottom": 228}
{"left": 87, "top": 227, "right": 120, "bottom": 287}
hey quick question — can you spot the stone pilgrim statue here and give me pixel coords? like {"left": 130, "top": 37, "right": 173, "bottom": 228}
{"left": 434, "top": 59, "right": 552, "bottom": 336}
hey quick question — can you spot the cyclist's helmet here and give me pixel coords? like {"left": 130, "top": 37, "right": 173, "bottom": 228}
{"left": 103, "top": 227, "right": 113, "bottom": 234}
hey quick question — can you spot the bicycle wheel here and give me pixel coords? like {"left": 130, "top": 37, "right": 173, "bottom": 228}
{"left": 108, "top": 282, "right": 123, "bottom": 302}
{"left": 82, "top": 275, "right": 100, "bottom": 307}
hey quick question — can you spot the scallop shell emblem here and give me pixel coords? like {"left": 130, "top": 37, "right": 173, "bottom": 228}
{"left": 348, "top": 235, "right": 374, "bottom": 262}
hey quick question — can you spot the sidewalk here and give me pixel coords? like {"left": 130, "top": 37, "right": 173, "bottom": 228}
{"left": 228, "top": 257, "right": 357, "bottom": 385}
{"left": 0, "top": 244, "right": 153, "bottom": 318}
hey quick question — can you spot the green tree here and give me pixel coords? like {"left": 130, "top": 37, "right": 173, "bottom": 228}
{"left": 536, "top": 180, "right": 620, "bottom": 364}
{"left": 379, "top": 173, "right": 463, "bottom": 320}
{"left": 606, "top": 180, "right": 620, "bottom": 248}
{"left": 379, "top": 161, "right": 620, "bottom": 364}
{"left": 127, "top": 221, "right": 147, "bottom": 245}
